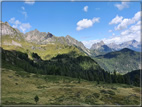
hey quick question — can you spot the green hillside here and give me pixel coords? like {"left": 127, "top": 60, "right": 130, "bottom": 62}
{"left": 1, "top": 47, "right": 105, "bottom": 81}
{"left": 1, "top": 35, "right": 85, "bottom": 60}
{"left": 1, "top": 63, "right": 141, "bottom": 105}
{"left": 93, "top": 48, "right": 141, "bottom": 74}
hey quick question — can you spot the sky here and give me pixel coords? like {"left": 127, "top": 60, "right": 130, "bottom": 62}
{"left": 1, "top": 0, "right": 141, "bottom": 48}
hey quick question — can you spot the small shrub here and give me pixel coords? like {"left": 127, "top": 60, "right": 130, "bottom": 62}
{"left": 15, "top": 83, "right": 18, "bottom": 85}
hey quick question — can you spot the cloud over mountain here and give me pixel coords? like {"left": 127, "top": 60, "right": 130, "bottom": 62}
{"left": 9, "top": 17, "right": 31, "bottom": 33}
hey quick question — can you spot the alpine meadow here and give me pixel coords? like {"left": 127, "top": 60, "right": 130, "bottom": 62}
{"left": 0, "top": 1, "right": 141, "bottom": 106}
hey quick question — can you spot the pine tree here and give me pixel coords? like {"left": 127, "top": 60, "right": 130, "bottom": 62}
{"left": 113, "top": 70, "right": 118, "bottom": 83}
{"left": 34, "top": 95, "right": 39, "bottom": 104}
{"left": 78, "top": 76, "right": 81, "bottom": 83}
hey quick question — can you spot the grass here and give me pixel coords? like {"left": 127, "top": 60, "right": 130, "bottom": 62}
{"left": 1, "top": 67, "right": 141, "bottom": 105}
{"left": 1, "top": 36, "right": 85, "bottom": 60}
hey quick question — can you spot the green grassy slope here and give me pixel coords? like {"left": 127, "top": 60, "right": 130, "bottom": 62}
{"left": 1, "top": 64, "right": 141, "bottom": 105}
{"left": 1, "top": 35, "right": 85, "bottom": 60}
{"left": 93, "top": 48, "right": 141, "bottom": 74}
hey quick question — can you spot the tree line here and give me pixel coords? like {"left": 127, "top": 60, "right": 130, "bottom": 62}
{"left": 1, "top": 48, "right": 140, "bottom": 87}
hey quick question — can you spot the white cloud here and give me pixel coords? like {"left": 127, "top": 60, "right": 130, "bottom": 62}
{"left": 108, "top": 30, "right": 113, "bottom": 32}
{"left": 76, "top": 17, "right": 100, "bottom": 31}
{"left": 19, "top": 23, "right": 31, "bottom": 33}
{"left": 121, "top": 21, "right": 141, "bottom": 36}
{"left": 92, "top": 17, "right": 100, "bottom": 23}
{"left": 9, "top": 17, "right": 21, "bottom": 28}
{"left": 25, "top": 0, "right": 35, "bottom": 5}
{"left": 115, "top": 18, "right": 132, "bottom": 30}
{"left": 133, "top": 11, "right": 141, "bottom": 21}
{"left": 9, "top": 17, "right": 16, "bottom": 23}
{"left": 109, "top": 15, "right": 123, "bottom": 25}
{"left": 115, "top": 2, "right": 129, "bottom": 10}
{"left": 9, "top": 17, "right": 31, "bottom": 33}
{"left": 83, "top": 6, "right": 88, "bottom": 12}
{"left": 115, "top": 11, "right": 141, "bottom": 30}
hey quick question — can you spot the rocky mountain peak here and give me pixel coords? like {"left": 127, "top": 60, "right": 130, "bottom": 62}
{"left": 1, "top": 21, "right": 90, "bottom": 55}
{"left": 0, "top": 21, "right": 21, "bottom": 37}
{"left": 4, "top": 22, "right": 10, "bottom": 26}
{"left": 99, "top": 41, "right": 105, "bottom": 45}
{"left": 65, "top": 35, "right": 74, "bottom": 40}
{"left": 47, "top": 32, "right": 53, "bottom": 38}
{"left": 132, "top": 39, "right": 137, "bottom": 43}
{"left": 90, "top": 40, "right": 105, "bottom": 50}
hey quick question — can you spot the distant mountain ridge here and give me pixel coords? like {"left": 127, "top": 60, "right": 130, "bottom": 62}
{"left": 90, "top": 39, "right": 141, "bottom": 57}
{"left": 90, "top": 41, "right": 113, "bottom": 56}
{"left": 107, "top": 40, "right": 141, "bottom": 52}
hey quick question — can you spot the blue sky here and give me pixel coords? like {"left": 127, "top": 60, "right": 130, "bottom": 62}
{"left": 2, "top": 0, "right": 141, "bottom": 48}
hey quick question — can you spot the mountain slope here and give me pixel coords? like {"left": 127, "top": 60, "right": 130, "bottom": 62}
{"left": 124, "top": 69, "right": 141, "bottom": 86}
{"left": 25, "top": 29, "right": 90, "bottom": 55}
{"left": 1, "top": 47, "right": 106, "bottom": 82}
{"left": 93, "top": 48, "right": 141, "bottom": 74}
{"left": 1, "top": 21, "right": 90, "bottom": 60}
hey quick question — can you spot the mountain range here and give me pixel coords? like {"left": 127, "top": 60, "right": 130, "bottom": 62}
{"left": 0, "top": 21, "right": 90, "bottom": 59}
{"left": 0, "top": 21, "right": 141, "bottom": 74}
{"left": 108, "top": 40, "right": 141, "bottom": 52}
{"left": 90, "top": 39, "right": 141, "bottom": 56}
{"left": 90, "top": 41, "right": 114, "bottom": 56}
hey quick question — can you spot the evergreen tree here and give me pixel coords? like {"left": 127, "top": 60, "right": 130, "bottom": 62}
{"left": 34, "top": 95, "right": 39, "bottom": 104}
{"left": 78, "top": 76, "right": 81, "bottom": 83}
{"left": 125, "top": 75, "right": 131, "bottom": 85}
{"left": 113, "top": 70, "right": 118, "bottom": 83}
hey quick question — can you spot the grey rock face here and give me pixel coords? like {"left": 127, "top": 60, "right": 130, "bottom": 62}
{"left": 90, "top": 41, "right": 113, "bottom": 56}
{"left": 25, "top": 29, "right": 47, "bottom": 43}
{"left": 90, "top": 41, "right": 105, "bottom": 50}
{"left": 0, "top": 21, "right": 24, "bottom": 42}
{"left": 65, "top": 35, "right": 90, "bottom": 55}
{"left": 0, "top": 21, "right": 20, "bottom": 37}
{"left": 25, "top": 30, "right": 91, "bottom": 55}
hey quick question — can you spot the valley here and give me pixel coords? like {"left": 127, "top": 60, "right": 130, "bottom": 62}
{"left": 0, "top": 21, "right": 141, "bottom": 106}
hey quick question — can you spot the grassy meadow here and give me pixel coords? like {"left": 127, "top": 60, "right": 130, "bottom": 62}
{"left": 1, "top": 67, "right": 141, "bottom": 105}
